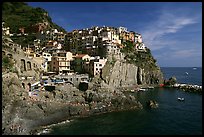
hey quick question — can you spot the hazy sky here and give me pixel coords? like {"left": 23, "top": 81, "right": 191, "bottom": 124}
{"left": 27, "top": 2, "right": 202, "bottom": 67}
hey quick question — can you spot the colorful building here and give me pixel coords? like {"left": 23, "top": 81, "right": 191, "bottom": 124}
{"left": 51, "top": 51, "right": 73, "bottom": 74}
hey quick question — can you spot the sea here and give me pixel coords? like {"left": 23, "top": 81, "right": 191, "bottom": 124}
{"left": 45, "top": 67, "right": 202, "bottom": 135}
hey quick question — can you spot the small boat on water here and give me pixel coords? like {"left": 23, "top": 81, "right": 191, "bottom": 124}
{"left": 139, "top": 88, "right": 147, "bottom": 91}
{"left": 185, "top": 72, "right": 188, "bottom": 75}
{"left": 178, "top": 97, "right": 185, "bottom": 101}
{"left": 193, "top": 67, "right": 197, "bottom": 70}
{"left": 148, "top": 86, "right": 154, "bottom": 89}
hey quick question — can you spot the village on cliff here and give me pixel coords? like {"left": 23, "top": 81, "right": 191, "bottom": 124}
{"left": 3, "top": 22, "right": 148, "bottom": 96}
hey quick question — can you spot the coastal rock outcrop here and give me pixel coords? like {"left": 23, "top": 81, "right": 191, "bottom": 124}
{"left": 101, "top": 60, "right": 163, "bottom": 88}
{"left": 147, "top": 100, "right": 159, "bottom": 109}
{"left": 2, "top": 72, "right": 143, "bottom": 135}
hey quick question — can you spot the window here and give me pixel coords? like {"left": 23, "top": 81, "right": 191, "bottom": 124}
{"left": 96, "top": 68, "right": 98, "bottom": 70}
{"left": 99, "top": 64, "right": 102, "bottom": 67}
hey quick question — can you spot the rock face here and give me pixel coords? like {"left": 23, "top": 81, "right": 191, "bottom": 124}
{"left": 101, "top": 60, "right": 164, "bottom": 88}
{"left": 2, "top": 32, "right": 163, "bottom": 135}
{"left": 2, "top": 72, "right": 143, "bottom": 135}
{"left": 147, "top": 100, "right": 159, "bottom": 109}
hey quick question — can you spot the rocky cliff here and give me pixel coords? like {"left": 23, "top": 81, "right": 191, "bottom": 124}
{"left": 2, "top": 72, "right": 143, "bottom": 135}
{"left": 102, "top": 61, "right": 163, "bottom": 88}
{"left": 100, "top": 51, "right": 164, "bottom": 89}
{"left": 2, "top": 40, "right": 143, "bottom": 135}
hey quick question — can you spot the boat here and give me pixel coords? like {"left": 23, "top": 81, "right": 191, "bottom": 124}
{"left": 185, "top": 72, "right": 188, "bottom": 75}
{"left": 193, "top": 67, "right": 197, "bottom": 70}
{"left": 148, "top": 86, "right": 154, "bottom": 89}
{"left": 139, "top": 88, "right": 147, "bottom": 91}
{"left": 178, "top": 97, "right": 185, "bottom": 101}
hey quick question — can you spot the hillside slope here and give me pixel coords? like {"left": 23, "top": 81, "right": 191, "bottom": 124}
{"left": 2, "top": 2, "right": 66, "bottom": 34}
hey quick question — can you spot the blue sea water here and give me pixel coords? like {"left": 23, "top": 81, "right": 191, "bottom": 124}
{"left": 47, "top": 67, "right": 202, "bottom": 135}
{"left": 161, "top": 67, "right": 202, "bottom": 86}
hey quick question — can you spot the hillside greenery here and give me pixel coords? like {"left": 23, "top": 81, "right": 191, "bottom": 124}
{"left": 2, "top": 2, "right": 66, "bottom": 34}
{"left": 2, "top": 55, "right": 18, "bottom": 74}
{"left": 121, "top": 40, "right": 158, "bottom": 71}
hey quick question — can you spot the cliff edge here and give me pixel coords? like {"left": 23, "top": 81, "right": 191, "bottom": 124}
{"left": 100, "top": 46, "right": 164, "bottom": 89}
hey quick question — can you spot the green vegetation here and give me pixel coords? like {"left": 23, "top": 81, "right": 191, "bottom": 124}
{"left": 2, "top": 2, "right": 66, "bottom": 47}
{"left": 109, "top": 55, "right": 116, "bottom": 65}
{"left": 2, "top": 55, "right": 14, "bottom": 72}
{"left": 71, "top": 59, "right": 86, "bottom": 74}
{"left": 121, "top": 40, "right": 135, "bottom": 53}
{"left": 164, "top": 76, "right": 177, "bottom": 86}
{"left": 11, "top": 34, "right": 37, "bottom": 47}
{"left": 3, "top": 2, "right": 66, "bottom": 33}
{"left": 121, "top": 40, "right": 158, "bottom": 71}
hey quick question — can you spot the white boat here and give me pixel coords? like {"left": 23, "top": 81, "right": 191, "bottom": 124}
{"left": 178, "top": 97, "right": 185, "bottom": 101}
{"left": 193, "top": 67, "right": 197, "bottom": 70}
{"left": 185, "top": 72, "right": 188, "bottom": 75}
{"left": 148, "top": 86, "right": 154, "bottom": 89}
{"left": 139, "top": 88, "right": 146, "bottom": 91}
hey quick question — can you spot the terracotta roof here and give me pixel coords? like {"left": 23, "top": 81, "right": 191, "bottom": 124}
{"left": 75, "top": 54, "right": 88, "bottom": 58}
{"left": 117, "top": 43, "right": 124, "bottom": 49}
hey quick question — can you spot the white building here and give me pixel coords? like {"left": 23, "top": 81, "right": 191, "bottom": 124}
{"left": 42, "top": 52, "right": 52, "bottom": 72}
{"left": 57, "top": 43, "right": 62, "bottom": 49}
{"left": 137, "top": 43, "right": 146, "bottom": 51}
{"left": 135, "top": 33, "right": 143, "bottom": 43}
{"left": 118, "top": 27, "right": 128, "bottom": 33}
{"left": 111, "top": 32, "right": 121, "bottom": 44}
{"left": 89, "top": 58, "right": 107, "bottom": 76}
{"left": 101, "top": 31, "right": 112, "bottom": 41}
{"left": 82, "top": 36, "right": 97, "bottom": 48}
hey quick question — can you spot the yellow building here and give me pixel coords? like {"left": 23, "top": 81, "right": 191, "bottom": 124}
{"left": 24, "top": 46, "right": 35, "bottom": 58}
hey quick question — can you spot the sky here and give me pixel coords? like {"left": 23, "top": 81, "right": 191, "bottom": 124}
{"left": 27, "top": 2, "right": 202, "bottom": 67}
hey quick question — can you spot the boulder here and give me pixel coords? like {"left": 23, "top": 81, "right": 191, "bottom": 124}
{"left": 147, "top": 100, "right": 159, "bottom": 108}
